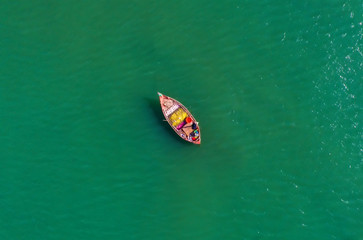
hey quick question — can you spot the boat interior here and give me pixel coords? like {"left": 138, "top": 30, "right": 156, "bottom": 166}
{"left": 161, "top": 96, "right": 200, "bottom": 142}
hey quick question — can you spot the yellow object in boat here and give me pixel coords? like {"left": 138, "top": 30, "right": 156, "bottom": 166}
{"left": 169, "top": 108, "right": 188, "bottom": 126}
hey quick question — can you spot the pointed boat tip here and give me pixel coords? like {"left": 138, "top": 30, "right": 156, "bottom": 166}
{"left": 193, "top": 138, "right": 201, "bottom": 145}
{"left": 157, "top": 92, "right": 163, "bottom": 97}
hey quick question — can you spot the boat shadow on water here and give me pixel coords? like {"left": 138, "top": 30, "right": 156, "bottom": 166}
{"left": 144, "top": 97, "right": 193, "bottom": 145}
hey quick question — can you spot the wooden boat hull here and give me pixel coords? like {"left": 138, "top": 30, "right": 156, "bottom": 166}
{"left": 158, "top": 92, "right": 201, "bottom": 144}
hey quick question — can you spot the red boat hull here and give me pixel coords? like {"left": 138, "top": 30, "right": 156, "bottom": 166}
{"left": 158, "top": 92, "right": 201, "bottom": 144}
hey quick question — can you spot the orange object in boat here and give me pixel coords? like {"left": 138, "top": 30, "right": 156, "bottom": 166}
{"left": 185, "top": 117, "right": 192, "bottom": 123}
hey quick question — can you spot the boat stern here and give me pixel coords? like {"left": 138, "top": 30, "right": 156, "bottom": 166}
{"left": 193, "top": 136, "right": 201, "bottom": 145}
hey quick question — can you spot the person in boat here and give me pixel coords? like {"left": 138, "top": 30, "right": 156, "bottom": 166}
{"left": 182, "top": 120, "right": 199, "bottom": 141}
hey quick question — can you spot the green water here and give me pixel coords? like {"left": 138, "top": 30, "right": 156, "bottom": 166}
{"left": 1, "top": 1, "right": 362, "bottom": 239}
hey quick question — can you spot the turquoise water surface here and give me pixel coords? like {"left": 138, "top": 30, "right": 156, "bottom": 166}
{"left": 0, "top": 1, "right": 362, "bottom": 239}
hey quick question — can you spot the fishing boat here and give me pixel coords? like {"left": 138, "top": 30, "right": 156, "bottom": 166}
{"left": 158, "top": 92, "right": 201, "bottom": 144}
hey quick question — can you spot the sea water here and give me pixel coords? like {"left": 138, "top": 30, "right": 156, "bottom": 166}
{"left": 0, "top": 1, "right": 361, "bottom": 239}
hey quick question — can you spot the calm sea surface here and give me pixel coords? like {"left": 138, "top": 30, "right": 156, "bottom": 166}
{"left": 0, "top": 1, "right": 362, "bottom": 239}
